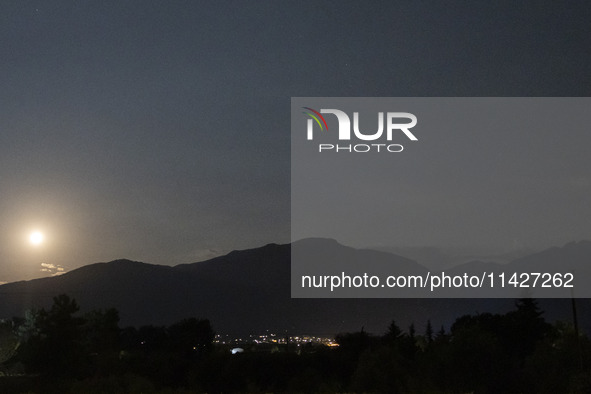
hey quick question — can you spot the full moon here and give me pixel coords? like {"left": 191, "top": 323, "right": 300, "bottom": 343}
{"left": 29, "top": 231, "right": 44, "bottom": 246}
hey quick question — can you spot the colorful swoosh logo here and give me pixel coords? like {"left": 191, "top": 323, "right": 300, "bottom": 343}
{"left": 302, "top": 107, "right": 328, "bottom": 131}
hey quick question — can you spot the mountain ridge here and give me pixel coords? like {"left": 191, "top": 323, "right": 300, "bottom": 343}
{"left": 0, "top": 239, "right": 589, "bottom": 335}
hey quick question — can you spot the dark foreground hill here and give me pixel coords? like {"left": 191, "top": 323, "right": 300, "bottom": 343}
{"left": 0, "top": 239, "right": 588, "bottom": 335}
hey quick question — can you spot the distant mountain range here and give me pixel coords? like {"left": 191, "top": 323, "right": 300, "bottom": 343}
{"left": 370, "top": 245, "right": 537, "bottom": 271}
{"left": 0, "top": 239, "right": 590, "bottom": 335}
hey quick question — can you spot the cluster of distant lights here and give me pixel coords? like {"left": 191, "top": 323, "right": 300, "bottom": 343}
{"left": 214, "top": 333, "right": 339, "bottom": 347}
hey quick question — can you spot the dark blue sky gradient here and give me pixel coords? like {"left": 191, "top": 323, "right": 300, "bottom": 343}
{"left": 1, "top": 1, "right": 590, "bottom": 281}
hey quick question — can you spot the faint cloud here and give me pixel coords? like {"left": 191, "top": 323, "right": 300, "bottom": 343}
{"left": 176, "top": 248, "right": 223, "bottom": 263}
{"left": 39, "top": 263, "right": 67, "bottom": 276}
{"left": 193, "top": 248, "right": 222, "bottom": 262}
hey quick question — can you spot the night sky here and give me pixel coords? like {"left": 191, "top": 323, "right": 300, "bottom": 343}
{"left": 1, "top": 1, "right": 590, "bottom": 283}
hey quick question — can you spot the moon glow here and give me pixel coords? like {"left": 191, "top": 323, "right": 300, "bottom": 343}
{"left": 29, "top": 231, "right": 44, "bottom": 246}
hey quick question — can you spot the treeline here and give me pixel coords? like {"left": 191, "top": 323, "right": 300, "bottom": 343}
{"left": 335, "top": 298, "right": 591, "bottom": 393}
{"left": 0, "top": 295, "right": 590, "bottom": 393}
{"left": 0, "top": 294, "right": 215, "bottom": 393}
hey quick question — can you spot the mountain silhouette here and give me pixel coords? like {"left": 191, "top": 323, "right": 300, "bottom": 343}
{"left": 445, "top": 240, "right": 591, "bottom": 298}
{"left": 0, "top": 239, "right": 588, "bottom": 335}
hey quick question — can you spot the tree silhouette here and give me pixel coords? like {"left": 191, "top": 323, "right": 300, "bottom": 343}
{"left": 168, "top": 317, "right": 215, "bottom": 357}
{"left": 19, "top": 294, "right": 86, "bottom": 377}
{"left": 0, "top": 320, "right": 19, "bottom": 365}
{"left": 425, "top": 320, "right": 433, "bottom": 345}
{"left": 384, "top": 320, "right": 402, "bottom": 342}
{"left": 6, "top": 294, "right": 589, "bottom": 393}
{"left": 83, "top": 308, "right": 121, "bottom": 377}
